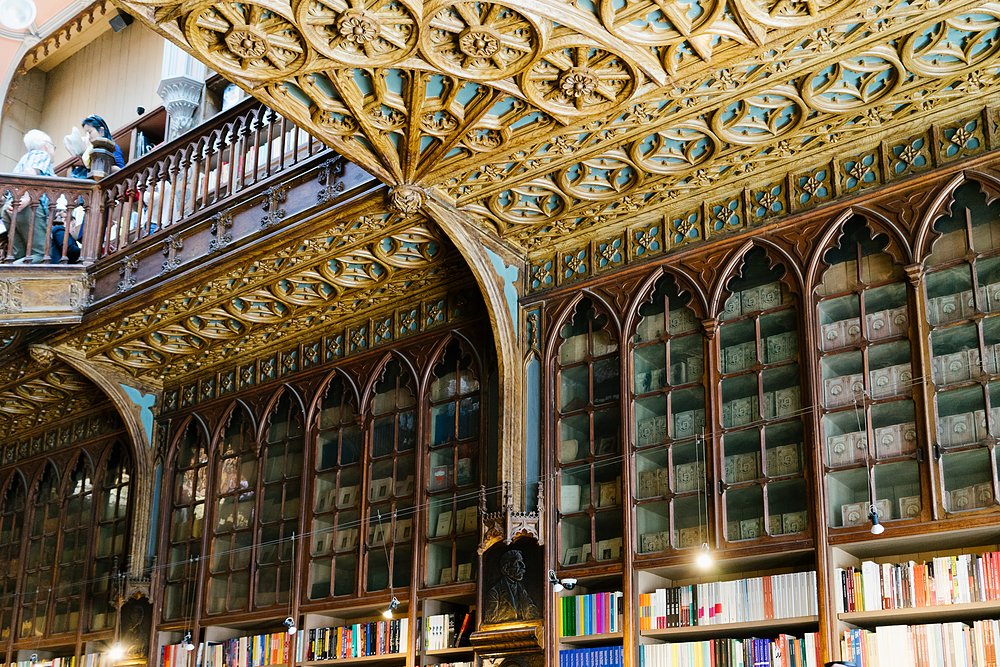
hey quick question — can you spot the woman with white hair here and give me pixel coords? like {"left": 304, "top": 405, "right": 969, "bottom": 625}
{"left": 3, "top": 129, "right": 56, "bottom": 262}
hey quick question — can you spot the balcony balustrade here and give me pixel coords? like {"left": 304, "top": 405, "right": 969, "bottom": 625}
{"left": 0, "top": 99, "right": 372, "bottom": 324}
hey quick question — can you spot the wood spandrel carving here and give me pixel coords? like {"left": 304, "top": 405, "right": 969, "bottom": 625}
{"left": 115, "top": 0, "right": 1000, "bottom": 267}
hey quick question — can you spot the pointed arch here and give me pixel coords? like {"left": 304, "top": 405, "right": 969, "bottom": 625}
{"left": 623, "top": 267, "right": 709, "bottom": 343}
{"left": 710, "top": 240, "right": 804, "bottom": 318}
{"left": 257, "top": 384, "right": 307, "bottom": 444}
{"left": 543, "top": 290, "right": 623, "bottom": 364}
{"left": 361, "top": 351, "right": 420, "bottom": 416}
{"left": 914, "top": 170, "right": 1000, "bottom": 261}
{"left": 213, "top": 399, "right": 258, "bottom": 455}
{"left": 307, "top": 368, "right": 361, "bottom": 428}
{"left": 420, "top": 331, "right": 486, "bottom": 396}
{"left": 806, "top": 208, "right": 913, "bottom": 291}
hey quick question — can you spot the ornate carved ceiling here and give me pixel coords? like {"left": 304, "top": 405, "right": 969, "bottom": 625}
{"left": 0, "top": 349, "right": 108, "bottom": 436}
{"left": 115, "top": 0, "right": 1000, "bottom": 257}
{"left": 62, "top": 211, "right": 463, "bottom": 381}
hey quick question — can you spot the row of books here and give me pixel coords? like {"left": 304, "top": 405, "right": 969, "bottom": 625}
{"left": 841, "top": 619, "right": 1000, "bottom": 667}
{"left": 558, "top": 591, "right": 624, "bottom": 637}
{"left": 428, "top": 663, "right": 474, "bottom": 667}
{"left": 423, "top": 612, "right": 472, "bottom": 650}
{"left": 639, "top": 633, "right": 820, "bottom": 667}
{"left": 560, "top": 646, "right": 624, "bottom": 667}
{"left": 638, "top": 572, "right": 818, "bottom": 629}
{"left": 835, "top": 551, "right": 1000, "bottom": 613}
{"left": 6, "top": 656, "right": 108, "bottom": 667}
{"left": 305, "top": 619, "right": 409, "bottom": 660}
{"left": 203, "top": 631, "right": 304, "bottom": 667}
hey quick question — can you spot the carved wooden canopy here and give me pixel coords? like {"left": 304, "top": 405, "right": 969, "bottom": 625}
{"left": 114, "top": 0, "right": 1000, "bottom": 259}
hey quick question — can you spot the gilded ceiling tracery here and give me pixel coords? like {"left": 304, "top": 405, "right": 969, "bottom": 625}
{"left": 66, "top": 212, "right": 459, "bottom": 380}
{"left": 0, "top": 354, "right": 107, "bottom": 435}
{"left": 117, "top": 0, "right": 1000, "bottom": 258}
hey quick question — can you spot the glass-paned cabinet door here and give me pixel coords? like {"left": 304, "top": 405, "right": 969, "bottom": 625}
{"left": 165, "top": 423, "right": 208, "bottom": 621}
{"left": 633, "top": 275, "right": 708, "bottom": 554}
{"left": 818, "top": 219, "right": 922, "bottom": 528}
{"left": 0, "top": 478, "right": 25, "bottom": 641}
{"left": 557, "top": 298, "right": 622, "bottom": 567}
{"left": 52, "top": 456, "right": 93, "bottom": 635}
{"left": 21, "top": 465, "right": 60, "bottom": 638}
{"left": 255, "top": 393, "right": 303, "bottom": 608}
{"left": 311, "top": 375, "right": 362, "bottom": 599}
{"left": 926, "top": 182, "right": 1000, "bottom": 513}
{"left": 426, "top": 340, "right": 481, "bottom": 588}
{"left": 91, "top": 444, "right": 131, "bottom": 631}
{"left": 719, "top": 248, "right": 809, "bottom": 543}
{"left": 366, "top": 358, "right": 417, "bottom": 593}
{"left": 207, "top": 408, "right": 257, "bottom": 614}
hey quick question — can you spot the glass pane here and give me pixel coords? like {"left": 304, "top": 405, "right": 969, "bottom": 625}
{"left": 637, "top": 501, "right": 670, "bottom": 554}
{"left": 931, "top": 324, "right": 981, "bottom": 385}
{"left": 873, "top": 461, "right": 921, "bottom": 520}
{"left": 936, "top": 387, "right": 986, "bottom": 448}
{"left": 726, "top": 486, "right": 764, "bottom": 541}
{"left": 767, "top": 478, "right": 807, "bottom": 535}
{"left": 818, "top": 294, "right": 862, "bottom": 351}
{"left": 926, "top": 265, "right": 974, "bottom": 326}
{"left": 942, "top": 449, "right": 995, "bottom": 512}
{"left": 827, "top": 467, "right": 870, "bottom": 528}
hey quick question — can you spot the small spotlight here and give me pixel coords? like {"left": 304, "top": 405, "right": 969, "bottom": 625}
{"left": 869, "top": 508, "right": 885, "bottom": 535}
{"left": 561, "top": 578, "right": 577, "bottom": 591}
{"left": 548, "top": 570, "right": 563, "bottom": 593}
{"left": 696, "top": 543, "right": 713, "bottom": 568}
{"left": 182, "top": 631, "right": 196, "bottom": 651}
{"left": 382, "top": 597, "right": 399, "bottom": 619}
{"left": 108, "top": 643, "right": 125, "bottom": 661}
{"left": 283, "top": 616, "right": 297, "bottom": 636}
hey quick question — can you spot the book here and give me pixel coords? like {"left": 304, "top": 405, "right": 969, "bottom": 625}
{"left": 435, "top": 510, "right": 454, "bottom": 537}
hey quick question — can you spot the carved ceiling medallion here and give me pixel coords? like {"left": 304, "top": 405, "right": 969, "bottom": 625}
{"left": 298, "top": 0, "right": 418, "bottom": 66}
{"left": 185, "top": 0, "right": 306, "bottom": 80}
{"left": 522, "top": 40, "right": 639, "bottom": 117}
{"left": 422, "top": 1, "right": 543, "bottom": 80}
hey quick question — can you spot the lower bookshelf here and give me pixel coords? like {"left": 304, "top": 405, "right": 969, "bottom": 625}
{"left": 641, "top": 616, "right": 819, "bottom": 640}
{"left": 559, "top": 631, "right": 624, "bottom": 647}
{"left": 839, "top": 599, "right": 1000, "bottom": 626}
{"left": 300, "top": 654, "right": 406, "bottom": 666}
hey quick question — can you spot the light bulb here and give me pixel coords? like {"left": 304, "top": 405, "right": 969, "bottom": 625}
{"left": 108, "top": 643, "right": 125, "bottom": 661}
{"left": 552, "top": 582, "right": 564, "bottom": 593}
{"left": 868, "top": 508, "right": 885, "bottom": 535}
{"left": 383, "top": 596, "right": 399, "bottom": 619}
{"left": 182, "top": 632, "right": 196, "bottom": 651}
{"left": 0, "top": 0, "right": 36, "bottom": 29}
{"left": 696, "top": 543, "right": 712, "bottom": 569}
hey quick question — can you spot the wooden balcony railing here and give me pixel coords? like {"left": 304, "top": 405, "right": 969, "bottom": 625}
{"left": 0, "top": 175, "right": 101, "bottom": 264}
{"left": 97, "top": 98, "right": 327, "bottom": 258}
{"left": 0, "top": 98, "right": 330, "bottom": 267}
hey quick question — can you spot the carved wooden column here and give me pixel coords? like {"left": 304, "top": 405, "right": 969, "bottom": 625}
{"left": 905, "top": 262, "right": 939, "bottom": 521}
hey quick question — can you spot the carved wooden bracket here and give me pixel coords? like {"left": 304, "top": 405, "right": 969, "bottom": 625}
{"left": 478, "top": 481, "right": 544, "bottom": 555}
{"left": 470, "top": 626, "right": 544, "bottom": 653}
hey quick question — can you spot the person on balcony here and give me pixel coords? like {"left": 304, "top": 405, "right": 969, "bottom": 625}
{"left": 81, "top": 115, "right": 124, "bottom": 171}
{"left": 2, "top": 129, "right": 55, "bottom": 263}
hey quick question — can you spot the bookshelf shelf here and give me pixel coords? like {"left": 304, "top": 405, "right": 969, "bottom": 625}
{"left": 640, "top": 615, "right": 819, "bottom": 640}
{"left": 423, "top": 646, "right": 474, "bottom": 657}
{"left": 300, "top": 653, "right": 407, "bottom": 666}
{"left": 839, "top": 600, "right": 1000, "bottom": 627}
{"left": 558, "top": 631, "right": 624, "bottom": 646}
